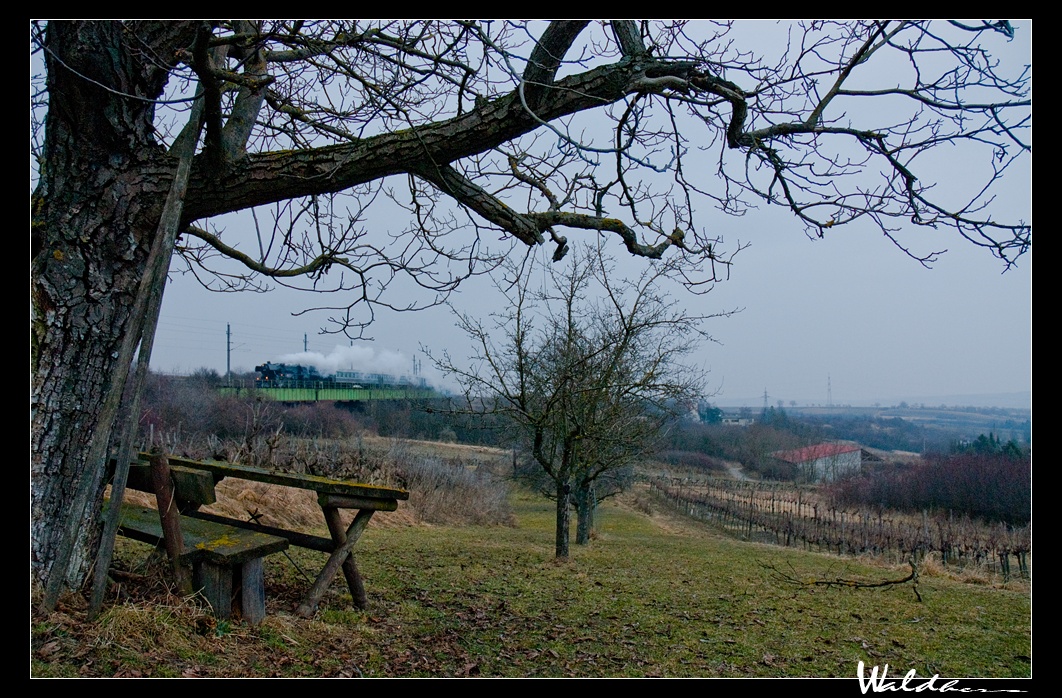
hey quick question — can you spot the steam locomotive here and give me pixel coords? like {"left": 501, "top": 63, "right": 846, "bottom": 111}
{"left": 254, "top": 362, "right": 427, "bottom": 389}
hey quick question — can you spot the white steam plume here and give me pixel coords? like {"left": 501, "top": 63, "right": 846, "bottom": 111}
{"left": 273, "top": 343, "right": 452, "bottom": 391}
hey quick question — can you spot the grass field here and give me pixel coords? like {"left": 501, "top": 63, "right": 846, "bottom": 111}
{"left": 31, "top": 486, "right": 1031, "bottom": 678}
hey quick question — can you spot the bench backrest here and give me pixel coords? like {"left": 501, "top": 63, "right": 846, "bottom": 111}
{"left": 124, "top": 462, "right": 218, "bottom": 507}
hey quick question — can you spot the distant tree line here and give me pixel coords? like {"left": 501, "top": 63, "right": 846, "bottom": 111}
{"left": 827, "top": 449, "right": 1030, "bottom": 525}
{"left": 688, "top": 404, "right": 1030, "bottom": 458}
{"left": 953, "top": 432, "right": 1027, "bottom": 458}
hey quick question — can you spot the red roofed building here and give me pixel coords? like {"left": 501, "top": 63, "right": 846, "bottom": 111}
{"left": 771, "top": 443, "right": 863, "bottom": 482}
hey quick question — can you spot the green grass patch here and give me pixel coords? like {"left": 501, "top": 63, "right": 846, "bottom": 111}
{"left": 32, "top": 487, "right": 1030, "bottom": 678}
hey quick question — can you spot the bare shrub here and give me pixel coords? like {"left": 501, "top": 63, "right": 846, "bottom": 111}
{"left": 139, "top": 373, "right": 366, "bottom": 445}
{"left": 658, "top": 450, "right": 728, "bottom": 473}
{"left": 632, "top": 491, "right": 655, "bottom": 516}
{"left": 828, "top": 452, "right": 1031, "bottom": 525}
{"left": 143, "top": 429, "right": 512, "bottom": 527}
{"left": 279, "top": 403, "right": 361, "bottom": 438}
{"left": 388, "top": 444, "right": 513, "bottom": 526}
{"left": 137, "top": 371, "right": 513, "bottom": 525}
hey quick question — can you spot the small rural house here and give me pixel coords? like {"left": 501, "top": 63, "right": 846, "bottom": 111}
{"left": 771, "top": 443, "right": 863, "bottom": 482}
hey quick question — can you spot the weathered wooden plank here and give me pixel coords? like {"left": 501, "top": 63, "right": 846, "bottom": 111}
{"left": 183, "top": 510, "right": 334, "bottom": 552}
{"left": 125, "top": 463, "right": 217, "bottom": 507}
{"left": 240, "top": 558, "right": 267, "bottom": 626}
{"left": 323, "top": 506, "right": 367, "bottom": 610}
{"left": 150, "top": 454, "right": 194, "bottom": 595}
{"left": 108, "top": 502, "right": 205, "bottom": 564}
{"left": 149, "top": 454, "right": 409, "bottom": 501}
{"left": 317, "top": 493, "right": 399, "bottom": 512}
{"left": 197, "top": 561, "right": 232, "bottom": 619}
{"left": 187, "top": 525, "right": 290, "bottom": 565}
{"left": 110, "top": 502, "right": 289, "bottom": 564}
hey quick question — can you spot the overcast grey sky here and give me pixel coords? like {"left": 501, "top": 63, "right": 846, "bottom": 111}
{"left": 139, "top": 21, "right": 1033, "bottom": 408}
{"left": 151, "top": 201, "right": 1031, "bottom": 407}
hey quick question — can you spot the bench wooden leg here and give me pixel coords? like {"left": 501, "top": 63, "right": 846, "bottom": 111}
{"left": 297, "top": 509, "right": 374, "bottom": 618}
{"left": 239, "top": 558, "right": 267, "bottom": 625}
{"left": 196, "top": 562, "right": 233, "bottom": 620}
{"left": 323, "top": 506, "right": 368, "bottom": 610}
{"left": 194, "top": 558, "right": 268, "bottom": 625}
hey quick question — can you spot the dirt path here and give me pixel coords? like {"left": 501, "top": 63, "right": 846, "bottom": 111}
{"left": 724, "top": 460, "right": 751, "bottom": 480}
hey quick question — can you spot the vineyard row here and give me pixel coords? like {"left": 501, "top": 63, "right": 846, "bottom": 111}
{"left": 648, "top": 477, "right": 1030, "bottom": 581}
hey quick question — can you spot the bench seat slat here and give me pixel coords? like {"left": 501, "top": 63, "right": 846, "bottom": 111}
{"left": 184, "top": 510, "right": 335, "bottom": 553}
{"left": 110, "top": 502, "right": 289, "bottom": 564}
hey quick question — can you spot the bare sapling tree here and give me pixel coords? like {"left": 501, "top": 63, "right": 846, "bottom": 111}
{"left": 433, "top": 246, "right": 716, "bottom": 558}
{"left": 31, "top": 21, "right": 1030, "bottom": 598}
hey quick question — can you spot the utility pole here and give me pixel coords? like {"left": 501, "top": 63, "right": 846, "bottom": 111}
{"left": 226, "top": 323, "right": 231, "bottom": 385}
{"left": 304, "top": 333, "right": 308, "bottom": 352}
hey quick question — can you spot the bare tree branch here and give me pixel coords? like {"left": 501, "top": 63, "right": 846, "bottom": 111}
{"left": 29, "top": 20, "right": 1033, "bottom": 592}
{"left": 764, "top": 560, "right": 923, "bottom": 602}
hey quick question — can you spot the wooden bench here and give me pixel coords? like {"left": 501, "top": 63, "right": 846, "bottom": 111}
{"left": 110, "top": 453, "right": 408, "bottom": 619}
{"left": 158, "top": 455, "right": 409, "bottom": 618}
{"left": 110, "top": 502, "right": 288, "bottom": 625}
{"left": 108, "top": 460, "right": 289, "bottom": 625}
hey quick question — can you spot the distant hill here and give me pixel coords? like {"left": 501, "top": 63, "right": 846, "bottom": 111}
{"left": 720, "top": 390, "right": 1031, "bottom": 411}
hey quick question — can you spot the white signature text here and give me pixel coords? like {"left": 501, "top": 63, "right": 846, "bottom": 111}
{"left": 857, "top": 662, "right": 1026, "bottom": 693}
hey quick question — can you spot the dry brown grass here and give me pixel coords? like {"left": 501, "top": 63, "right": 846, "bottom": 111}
{"left": 119, "top": 435, "right": 514, "bottom": 534}
{"left": 357, "top": 434, "right": 512, "bottom": 464}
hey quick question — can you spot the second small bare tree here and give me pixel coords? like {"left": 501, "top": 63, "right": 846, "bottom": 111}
{"left": 435, "top": 244, "right": 719, "bottom": 558}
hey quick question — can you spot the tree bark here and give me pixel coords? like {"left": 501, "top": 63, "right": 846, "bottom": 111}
{"left": 554, "top": 480, "right": 572, "bottom": 559}
{"left": 575, "top": 480, "right": 597, "bottom": 545}
{"left": 31, "top": 22, "right": 196, "bottom": 594}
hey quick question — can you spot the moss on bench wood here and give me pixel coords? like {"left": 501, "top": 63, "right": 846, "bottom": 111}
{"left": 109, "top": 502, "right": 289, "bottom": 564}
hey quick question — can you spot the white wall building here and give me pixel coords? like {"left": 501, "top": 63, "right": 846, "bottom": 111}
{"left": 771, "top": 443, "right": 863, "bottom": 482}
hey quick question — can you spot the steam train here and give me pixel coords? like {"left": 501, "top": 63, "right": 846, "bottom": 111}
{"left": 254, "top": 362, "right": 427, "bottom": 390}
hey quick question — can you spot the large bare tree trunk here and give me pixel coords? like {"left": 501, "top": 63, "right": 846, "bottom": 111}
{"left": 31, "top": 169, "right": 164, "bottom": 593}
{"left": 31, "top": 22, "right": 192, "bottom": 594}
